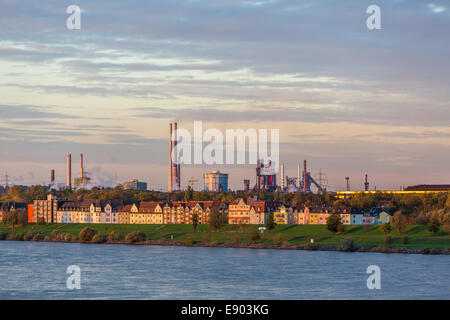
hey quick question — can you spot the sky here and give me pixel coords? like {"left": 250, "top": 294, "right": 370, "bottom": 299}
{"left": 0, "top": 0, "right": 449, "bottom": 191}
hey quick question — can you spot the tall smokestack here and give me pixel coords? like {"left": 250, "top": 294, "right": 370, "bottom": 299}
{"left": 297, "top": 163, "right": 301, "bottom": 189}
{"left": 80, "top": 153, "right": 84, "bottom": 178}
{"left": 169, "top": 123, "right": 173, "bottom": 192}
{"left": 303, "top": 160, "right": 307, "bottom": 192}
{"left": 67, "top": 154, "right": 72, "bottom": 189}
{"left": 172, "top": 122, "right": 179, "bottom": 191}
{"left": 50, "top": 169, "right": 55, "bottom": 184}
{"left": 364, "top": 174, "right": 369, "bottom": 191}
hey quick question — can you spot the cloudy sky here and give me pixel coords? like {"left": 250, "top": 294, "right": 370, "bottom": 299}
{"left": 0, "top": 0, "right": 449, "bottom": 191}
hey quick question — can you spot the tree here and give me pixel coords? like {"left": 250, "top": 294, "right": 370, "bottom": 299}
{"left": 265, "top": 212, "right": 276, "bottom": 230}
{"left": 326, "top": 213, "right": 342, "bottom": 235}
{"left": 209, "top": 207, "right": 225, "bottom": 231}
{"left": 393, "top": 211, "right": 407, "bottom": 235}
{"left": 250, "top": 230, "right": 260, "bottom": 242}
{"left": 274, "top": 189, "right": 280, "bottom": 201}
{"left": 184, "top": 186, "right": 193, "bottom": 201}
{"left": 380, "top": 222, "right": 392, "bottom": 235}
{"left": 428, "top": 217, "right": 440, "bottom": 233}
{"left": 192, "top": 213, "right": 198, "bottom": 232}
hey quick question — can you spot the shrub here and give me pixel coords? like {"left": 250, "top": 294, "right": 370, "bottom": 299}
{"left": 428, "top": 217, "right": 440, "bottom": 233}
{"left": 7, "top": 233, "right": 21, "bottom": 241}
{"left": 107, "top": 231, "right": 121, "bottom": 241}
{"left": 422, "top": 248, "right": 431, "bottom": 255}
{"left": 32, "top": 234, "right": 43, "bottom": 241}
{"left": 79, "top": 227, "right": 97, "bottom": 242}
{"left": 402, "top": 236, "right": 409, "bottom": 245}
{"left": 51, "top": 230, "right": 62, "bottom": 241}
{"left": 125, "top": 231, "right": 144, "bottom": 244}
{"left": 36, "top": 217, "right": 46, "bottom": 225}
{"left": 91, "top": 234, "right": 107, "bottom": 244}
{"left": 185, "top": 236, "right": 194, "bottom": 246}
{"left": 63, "top": 233, "right": 74, "bottom": 242}
{"left": 380, "top": 223, "right": 392, "bottom": 235}
{"left": 24, "top": 231, "right": 35, "bottom": 241}
{"left": 0, "top": 231, "right": 8, "bottom": 240}
{"left": 337, "top": 224, "right": 346, "bottom": 233}
{"left": 250, "top": 230, "right": 260, "bottom": 242}
{"left": 340, "top": 238, "right": 355, "bottom": 252}
{"left": 384, "top": 236, "right": 392, "bottom": 244}
{"left": 43, "top": 235, "right": 52, "bottom": 242}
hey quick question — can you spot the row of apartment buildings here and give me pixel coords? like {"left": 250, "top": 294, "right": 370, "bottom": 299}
{"left": 3, "top": 195, "right": 391, "bottom": 226}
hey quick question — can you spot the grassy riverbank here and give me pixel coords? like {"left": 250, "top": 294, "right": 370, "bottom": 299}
{"left": 1, "top": 223, "right": 449, "bottom": 251}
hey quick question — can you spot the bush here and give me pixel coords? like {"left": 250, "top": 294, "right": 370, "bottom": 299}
{"left": 384, "top": 236, "right": 392, "bottom": 244}
{"left": 422, "top": 248, "right": 431, "bottom": 255}
{"left": 91, "top": 234, "right": 107, "bottom": 244}
{"left": 23, "top": 231, "right": 35, "bottom": 241}
{"left": 63, "top": 233, "right": 74, "bottom": 242}
{"left": 337, "top": 224, "right": 346, "bottom": 233}
{"left": 51, "top": 230, "right": 62, "bottom": 241}
{"left": 250, "top": 230, "right": 261, "bottom": 242}
{"left": 107, "top": 231, "right": 121, "bottom": 241}
{"left": 43, "top": 235, "right": 52, "bottom": 242}
{"left": 32, "top": 234, "right": 43, "bottom": 241}
{"left": 428, "top": 217, "right": 441, "bottom": 233}
{"left": 184, "top": 236, "right": 194, "bottom": 246}
{"left": 7, "top": 233, "right": 22, "bottom": 241}
{"left": 0, "top": 231, "right": 8, "bottom": 240}
{"left": 36, "top": 217, "right": 46, "bottom": 225}
{"left": 79, "top": 227, "right": 97, "bottom": 242}
{"left": 125, "top": 231, "right": 144, "bottom": 244}
{"left": 402, "top": 236, "right": 409, "bottom": 245}
{"left": 339, "top": 238, "right": 355, "bottom": 252}
{"left": 380, "top": 223, "right": 392, "bottom": 234}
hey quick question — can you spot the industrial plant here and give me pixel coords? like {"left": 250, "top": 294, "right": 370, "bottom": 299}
{"left": 279, "top": 160, "right": 323, "bottom": 193}
{"left": 1, "top": 120, "right": 449, "bottom": 195}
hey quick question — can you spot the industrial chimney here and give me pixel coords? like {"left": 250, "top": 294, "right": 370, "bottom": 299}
{"left": 50, "top": 169, "right": 55, "bottom": 184}
{"left": 67, "top": 154, "right": 72, "bottom": 189}
{"left": 303, "top": 160, "right": 307, "bottom": 192}
{"left": 80, "top": 153, "right": 84, "bottom": 178}
{"left": 168, "top": 123, "right": 173, "bottom": 192}
{"left": 297, "top": 163, "right": 301, "bottom": 189}
{"left": 168, "top": 121, "right": 181, "bottom": 192}
{"left": 364, "top": 174, "right": 369, "bottom": 191}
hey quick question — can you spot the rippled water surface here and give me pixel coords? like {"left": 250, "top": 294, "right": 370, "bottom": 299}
{"left": 0, "top": 241, "right": 448, "bottom": 299}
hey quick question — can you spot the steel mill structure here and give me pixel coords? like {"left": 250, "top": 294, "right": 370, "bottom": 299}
{"left": 168, "top": 121, "right": 181, "bottom": 192}
{"left": 278, "top": 160, "right": 323, "bottom": 193}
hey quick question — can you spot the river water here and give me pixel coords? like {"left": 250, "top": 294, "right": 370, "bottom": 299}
{"left": 0, "top": 241, "right": 448, "bottom": 299}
